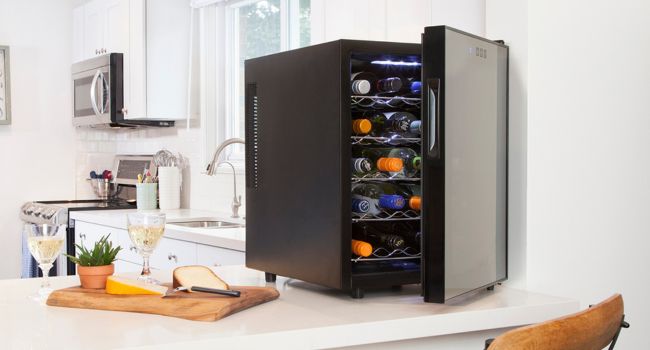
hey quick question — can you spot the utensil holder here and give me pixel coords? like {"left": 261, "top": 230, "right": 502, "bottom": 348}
{"left": 136, "top": 183, "right": 158, "bottom": 210}
{"left": 158, "top": 166, "right": 181, "bottom": 209}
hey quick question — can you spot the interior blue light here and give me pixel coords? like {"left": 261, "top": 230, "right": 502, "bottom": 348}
{"left": 370, "top": 60, "right": 422, "bottom": 66}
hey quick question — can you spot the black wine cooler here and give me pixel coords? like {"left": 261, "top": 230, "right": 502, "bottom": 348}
{"left": 245, "top": 26, "right": 509, "bottom": 303}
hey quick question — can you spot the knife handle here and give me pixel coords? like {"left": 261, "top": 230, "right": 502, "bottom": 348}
{"left": 190, "top": 286, "right": 241, "bottom": 297}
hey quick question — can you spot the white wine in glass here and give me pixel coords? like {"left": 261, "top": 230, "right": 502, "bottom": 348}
{"left": 127, "top": 212, "right": 165, "bottom": 283}
{"left": 24, "top": 223, "right": 66, "bottom": 302}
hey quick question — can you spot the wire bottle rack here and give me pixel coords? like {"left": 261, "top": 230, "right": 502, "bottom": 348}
{"left": 351, "top": 135, "right": 421, "bottom": 146}
{"left": 351, "top": 172, "right": 420, "bottom": 183}
{"left": 351, "top": 246, "right": 421, "bottom": 262}
{"left": 352, "top": 209, "right": 420, "bottom": 222}
{"left": 351, "top": 95, "right": 421, "bottom": 110}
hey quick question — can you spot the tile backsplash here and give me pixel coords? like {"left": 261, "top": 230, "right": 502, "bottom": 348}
{"left": 75, "top": 123, "right": 245, "bottom": 214}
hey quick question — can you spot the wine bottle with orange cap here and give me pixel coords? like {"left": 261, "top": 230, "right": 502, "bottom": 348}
{"left": 358, "top": 182, "right": 421, "bottom": 211}
{"left": 357, "top": 147, "right": 422, "bottom": 178}
{"left": 351, "top": 156, "right": 403, "bottom": 177}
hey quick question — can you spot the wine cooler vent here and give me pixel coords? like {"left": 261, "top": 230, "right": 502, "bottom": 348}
{"left": 246, "top": 83, "right": 259, "bottom": 189}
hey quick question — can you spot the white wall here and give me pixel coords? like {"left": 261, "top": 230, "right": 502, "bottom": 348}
{"left": 486, "top": 0, "right": 528, "bottom": 288}
{"left": 0, "top": 0, "right": 78, "bottom": 278}
{"left": 312, "top": 0, "right": 485, "bottom": 44}
{"left": 488, "top": 0, "right": 650, "bottom": 347}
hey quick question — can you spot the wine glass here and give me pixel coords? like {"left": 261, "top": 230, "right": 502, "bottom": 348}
{"left": 126, "top": 212, "right": 166, "bottom": 283}
{"left": 24, "top": 223, "right": 66, "bottom": 302}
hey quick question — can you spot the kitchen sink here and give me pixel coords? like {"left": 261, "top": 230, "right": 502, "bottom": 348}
{"left": 170, "top": 220, "right": 244, "bottom": 229}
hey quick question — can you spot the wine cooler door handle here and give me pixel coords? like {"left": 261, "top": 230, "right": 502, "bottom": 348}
{"left": 427, "top": 78, "right": 441, "bottom": 160}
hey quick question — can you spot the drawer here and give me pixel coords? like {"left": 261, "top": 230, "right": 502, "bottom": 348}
{"left": 149, "top": 237, "right": 197, "bottom": 270}
{"left": 196, "top": 244, "right": 245, "bottom": 267}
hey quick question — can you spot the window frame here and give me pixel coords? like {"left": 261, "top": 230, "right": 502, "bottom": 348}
{"left": 214, "top": 0, "right": 304, "bottom": 171}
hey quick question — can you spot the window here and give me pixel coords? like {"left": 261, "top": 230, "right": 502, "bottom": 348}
{"left": 219, "top": 0, "right": 311, "bottom": 166}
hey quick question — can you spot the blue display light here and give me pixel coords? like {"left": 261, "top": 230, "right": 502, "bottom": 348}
{"left": 370, "top": 60, "right": 422, "bottom": 66}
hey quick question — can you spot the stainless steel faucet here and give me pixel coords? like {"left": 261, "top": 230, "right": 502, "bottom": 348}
{"left": 206, "top": 138, "right": 245, "bottom": 218}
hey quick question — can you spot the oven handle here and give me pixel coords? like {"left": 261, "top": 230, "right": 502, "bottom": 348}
{"left": 90, "top": 69, "right": 102, "bottom": 117}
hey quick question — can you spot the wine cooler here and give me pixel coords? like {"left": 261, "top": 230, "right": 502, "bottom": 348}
{"left": 245, "top": 26, "right": 509, "bottom": 303}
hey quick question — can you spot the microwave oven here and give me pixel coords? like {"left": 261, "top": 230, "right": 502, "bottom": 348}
{"left": 71, "top": 53, "right": 174, "bottom": 128}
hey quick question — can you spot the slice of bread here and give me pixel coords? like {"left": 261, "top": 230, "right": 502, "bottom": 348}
{"left": 172, "top": 265, "right": 229, "bottom": 292}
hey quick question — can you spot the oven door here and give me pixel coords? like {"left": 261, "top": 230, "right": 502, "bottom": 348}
{"left": 72, "top": 65, "right": 111, "bottom": 126}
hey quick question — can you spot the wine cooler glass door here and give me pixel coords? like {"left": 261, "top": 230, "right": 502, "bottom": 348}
{"left": 421, "top": 26, "right": 509, "bottom": 303}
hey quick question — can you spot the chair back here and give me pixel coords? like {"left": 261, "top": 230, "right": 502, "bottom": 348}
{"left": 487, "top": 294, "right": 627, "bottom": 350}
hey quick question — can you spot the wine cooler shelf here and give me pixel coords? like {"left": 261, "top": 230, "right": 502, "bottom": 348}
{"left": 351, "top": 135, "right": 421, "bottom": 146}
{"left": 351, "top": 246, "right": 421, "bottom": 262}
{"left": 352, "top": 209, "right": 420, "bottom": 222}
{"left": 351, "top": 95, "right": 421, "bottom": 110}
{"left": 351, "top": 173, "right": 420, "bottom": 183}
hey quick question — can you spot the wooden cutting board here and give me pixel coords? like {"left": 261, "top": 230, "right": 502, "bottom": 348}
{"left": 46, "top": 284, "right": 279, "bottom": 322}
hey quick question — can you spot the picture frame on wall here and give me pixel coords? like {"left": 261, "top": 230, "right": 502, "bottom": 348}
{"left": 0, "top": 45, "right": 11, "bottom": 125}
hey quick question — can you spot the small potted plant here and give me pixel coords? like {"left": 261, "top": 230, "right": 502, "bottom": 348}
{"left": 65, "top": 234, "right": 122, "bottom": 289}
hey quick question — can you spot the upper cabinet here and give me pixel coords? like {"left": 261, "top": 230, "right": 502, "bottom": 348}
{"left": 74, "top": 0, "right": 129, "bottom": 61}
{"left": 72, "top": 0, "right": 197, "bottom": 121}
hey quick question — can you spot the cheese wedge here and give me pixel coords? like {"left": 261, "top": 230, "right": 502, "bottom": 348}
{"left": 105, "top": 276, "right": 168, "bottom": 296}
{"left": 173, "top": 265, "right": 229, "bottom": 292}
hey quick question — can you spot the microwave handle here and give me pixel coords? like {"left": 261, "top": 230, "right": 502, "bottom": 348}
{"left": 89, "top": 69, "right": 102, "bottom": 117}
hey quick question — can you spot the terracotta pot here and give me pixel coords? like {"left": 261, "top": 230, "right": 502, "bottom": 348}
{"left": 77, "top": 264, "right": 115, "bottom": 289}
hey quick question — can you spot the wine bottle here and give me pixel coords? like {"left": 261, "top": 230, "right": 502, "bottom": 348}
{"left": 358, "top": 147, "right": 422, "bottom": 178}
{"left": 360, "top": 182, "right": 421, "bottom": 211}
{"left": 350, "top": 72, "right": 376, "bottom": 95}
{"left": 353, "top": 112, "right": 421, "bottom": 140}
{"left": 351, "top": 198, "right": 370, "bottom": 213}
{"left": 351, "top": 183, "right": 406, "bottom": 215}
{"left": 353, "top": 224, "right": 406, "bottom": 250}
{"left": 351, "top": 156, "right": 403, "bottom": 177}
{"left": 403, "top": 78, "right": 421, "bottom": 94}
{"left": 351, "top": 239, "right": 373, "bottom": 257}
{"left": 371, "top": 221, "right": 421, "bottom": 248}
{"left": 382, "top": 112, "right": 421, "bottom": 139}
{"left": 375, "top": 77, "right": 402, "bottom": 93}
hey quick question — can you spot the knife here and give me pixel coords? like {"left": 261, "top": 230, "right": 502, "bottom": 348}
{"left": 163, "top": 286, "right": 241, "bottom": 298}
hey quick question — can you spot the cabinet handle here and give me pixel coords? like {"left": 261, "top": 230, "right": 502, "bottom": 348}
{"left": 168, "top": 254, "right": 178, "bottom": 263}
{"left": 121, "top": 107, "right": 128, "bottom": 115}
{"left": 79, "top": 233, "right": 86, "bottom": 240}
{"left": 95, "top": 49, "right": 99, "bottom": 55}
{"left": 129, "top": 246, "right": 137, "bottom": 252}
{"left": 213, "top": 263, "right": 221, "bottom": 267}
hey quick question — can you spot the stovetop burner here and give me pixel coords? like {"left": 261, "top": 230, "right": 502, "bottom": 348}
{"left": 36, "top": 199, "right": 136, "bottom": 210}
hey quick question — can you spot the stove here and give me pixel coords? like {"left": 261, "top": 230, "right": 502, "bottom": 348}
{"left": 20, "top": 155, "right": 154, "bottom": 277}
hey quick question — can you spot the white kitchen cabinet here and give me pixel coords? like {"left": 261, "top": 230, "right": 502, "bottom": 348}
{"left": 114, "top": 259, "right": 144, "bottom": 273}
{"left": 72, "top": 0, "right": 196, "bottom": 121}
{"left": 76, "top": 0, "right": 129, "bottom": 61}
{"left": 196, "top": 244, "right": 245, "bottom": 267}
{"left": 74, "top": 221, "right": 128, "bottom": 264}
{"left": 150, "top": 237, "right": 197, "bottom": 271}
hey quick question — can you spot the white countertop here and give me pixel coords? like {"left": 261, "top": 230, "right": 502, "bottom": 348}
{"left": 70, "top": 209, "right": 245, "bottom": 251}
{"left": 0, "top": 265, "right": 579, "bottom": 350}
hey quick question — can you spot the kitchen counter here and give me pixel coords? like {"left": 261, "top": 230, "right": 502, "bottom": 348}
{"left": 70, "top": 209, "right": 245, "bottom": 251}
{"left": 0, "top": 265, "right": 579, "bottom": 350}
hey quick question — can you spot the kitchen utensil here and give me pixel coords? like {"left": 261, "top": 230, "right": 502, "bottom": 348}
{"left": 163, "top": 286, "right": 241, "bottom": 298}
{"left": 127, "top": 213, "right": 166, "bottom": 284}
{"left": 87, "top": 178, "right": 120, "bottom": 199}
{"left": 24, "top": 223, "right": 66, "bottom": 302}
{"left": 46, "top": 285, "right": 279, "bottom": 322}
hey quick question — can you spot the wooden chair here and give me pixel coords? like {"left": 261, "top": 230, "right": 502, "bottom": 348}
{"left": 485, "top": 294, "right": 630, "bottom": 350}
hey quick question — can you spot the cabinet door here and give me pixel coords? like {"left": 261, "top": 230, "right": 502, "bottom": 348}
{"left": 103, "top": 0, "right": 130, "bottom": 54}
{"left": 114, "top": 259, "right": 145, "bottom": 274}
{"left": 196, "top": 244, "right": 245, "bottom": 267}
{"left": 83, "top": 0, "right": 104, "bottom": 59}
{"left": 149, "top": 238, "right": 197, "bottom": 271}
{"left": 74, "top": 221, "right": 129, "bottom": 262}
